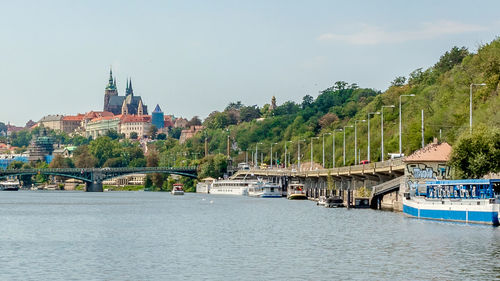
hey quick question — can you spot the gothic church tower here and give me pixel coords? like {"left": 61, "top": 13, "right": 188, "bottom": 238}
{"left": 103, "top": 68, "right": 118, "bottom": 112}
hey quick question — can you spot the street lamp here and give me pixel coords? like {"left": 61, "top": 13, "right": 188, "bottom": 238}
{"left": 354, "top": 119, "right": 366, "bottom": 165}
{"left": 270, "top": 142, "right": 278, "bottom": 169}
{"left": 310, "top": 137, "right": 319, "bottom": 171}
{"left": 297, "top": 139, "right": 306, "bottom": 171}
{"left": 381, "top": 105, "right": 395, "bottom": 161}
{"left": 332, "top": 129, "right": 342, "bottom": 168}
{"left": 285, "top": 141, "right": 293, "bottom": 169}
{"left": 367, "top": 112, "right": 380, "bottom": 162}
{"left": 322, "top": 133, "right": 332, "bottom": 168}
{"left": 399, "top": 94, "right": 415, "bottom": 155}
{"left": 470, "top": 83, "right": 486, "bottom": 134}
{"left": 255, "top": 142, "right": 263, "bottom": 168}
{"left": 343, "top": 125, "right": 353, "bottom": 166}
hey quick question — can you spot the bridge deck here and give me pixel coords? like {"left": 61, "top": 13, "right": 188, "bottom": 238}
{"left": 232, "top": 159, "right": 404, "bottom": 179}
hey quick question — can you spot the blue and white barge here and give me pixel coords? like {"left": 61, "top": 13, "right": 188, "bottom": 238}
{"left": 403, "top": 179, "right": 500, "bottom": 225}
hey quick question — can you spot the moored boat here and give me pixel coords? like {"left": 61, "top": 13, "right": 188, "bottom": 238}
{"left": 171, "top": 183, "right": 184, "bottom": 195}
{"left": 325, "top": 196, "right": 344, "bottom": 208}
{"left": 287, "top": 183, "right": 307, "bottom": 200}
{"left": 210, "top": 179, "right": 253, "bottom": 196}
{"left": 0, "top": 181, "right": 20, "bottom": 191}
{"left": 403, "top": 179, "right": 500, "bottom": 225}
{"left": 248, "top": 181, "right": 282, "bottom": 198}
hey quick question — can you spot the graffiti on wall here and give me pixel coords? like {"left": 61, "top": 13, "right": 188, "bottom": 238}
{"left": 406, "top": 163, "right": 451, "bottom": 179}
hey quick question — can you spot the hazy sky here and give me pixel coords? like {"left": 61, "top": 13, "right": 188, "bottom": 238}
{"left": 1, "top": 0, "right": 498, "bottom": 125}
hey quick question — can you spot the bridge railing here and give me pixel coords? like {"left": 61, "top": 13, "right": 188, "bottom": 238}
{"left": 234, "top": 158, "right": 405, "bottom": 177}
{"left": 0, "top": 166, "right": 198, "bottom": 174}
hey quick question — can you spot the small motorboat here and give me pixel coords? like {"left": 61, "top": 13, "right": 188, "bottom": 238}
{"left": 171, "top": 183, "right": 184, "bottom": 195}
{"left": 325, "top": 196, "right": 344, "bottom": 208}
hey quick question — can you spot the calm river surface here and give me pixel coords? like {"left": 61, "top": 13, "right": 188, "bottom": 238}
{"left": 1, "top": 191, "right": 500, "bottom": 280}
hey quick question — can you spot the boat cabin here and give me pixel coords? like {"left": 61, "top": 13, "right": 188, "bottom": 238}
{"left": 416, "top": 179, "right": 500, "bottom": 199}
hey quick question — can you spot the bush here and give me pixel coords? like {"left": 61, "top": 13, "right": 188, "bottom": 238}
{"left": 449, "top": 126, "right": 500, "bottom": 179}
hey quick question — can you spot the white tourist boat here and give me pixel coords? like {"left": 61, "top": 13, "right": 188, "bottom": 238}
{"left": 403, "top": 179, "right": 500, "bottom": 225}
{"left": 171, "top": 183, "right": 184, "bottom": 195}
{"left": 209, "top": 179, "right": 255, "bottom": 196}
{"left": 287, "top": 182, "right": 307, "bottom": 200}
{"left": 248, "top": 181, "right": 282, "bottom": 198}
{"left": 0, "top": 180, "right": 20, "bottom": 191}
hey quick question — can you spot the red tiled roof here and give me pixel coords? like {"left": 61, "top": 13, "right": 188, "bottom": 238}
{"left": 405, "top": 142, "right": 452, "bottom": 162}
{"left": 63, "top": 114, "right": 85, "bottom": 121}
{"left": 90, "top": 115, "right": 120, "bottom": 122}
{"left": 84, "top": 111, "right": 114, "bottom": 120}
{"left": 120, "top": 115, "right": 151, "bottom": 123}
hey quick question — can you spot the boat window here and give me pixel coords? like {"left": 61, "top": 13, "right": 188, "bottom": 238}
{"left": 494, "top": 183, "right": 500, "bottom": 197}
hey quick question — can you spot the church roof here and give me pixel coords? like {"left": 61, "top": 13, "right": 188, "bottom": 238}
{"left": 109, "top": 96, "right": 126, "bottom": 107}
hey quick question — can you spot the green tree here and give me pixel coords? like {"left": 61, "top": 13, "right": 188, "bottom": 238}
{"left": 0, "top": 122, "right": 6, "bottom": 134}
{"left": 198, "top": 154, "right": 227, "bottom": 179}
{"left": 204, "top": 111, "right": 228, "bottom": 129}
{"left": 240, "top": 105, "right": 261, "bottom": 122}
{"left": 73, "top": 145, "right": 98, "bottom": 168}
{"left": 130, "top": 132, "right": 138, "bottom": 140}
{"left": 449, "top": 126, "right": 500, "bottom": 179}
{"left": 391, "top": 76, "right": 406, "bottom": 87}
{"left": 149, "top": 125, "right": 158, "bottom": 139}
{"left": 434, "top": 46, "right": 469, "bottom": 73}
{"left": 49, "top": 154, "right": 74, "bottom": 168}
{"left": 88, "top": 136, "right": 119, "bottom": 167}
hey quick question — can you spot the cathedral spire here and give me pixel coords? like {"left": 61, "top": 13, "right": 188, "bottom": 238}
{"left": 105, "top": 67, "right": 116, "bottom": 90}
{"left": 109, "top": 68, "right": 113, "bottom": 84}
{"left": 126, "top": 77, "right": 134, "bottom": 96}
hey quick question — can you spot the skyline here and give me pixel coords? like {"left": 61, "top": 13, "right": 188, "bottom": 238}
{"left": 1, "top": 0, "right": 499, "bottom": 125}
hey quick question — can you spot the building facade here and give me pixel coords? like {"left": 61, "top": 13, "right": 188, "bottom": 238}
{"left": 119, "top": 115, "right": 152, "bottom": 138}
{"left": 103, "top": 69, "right": 148, "bottom": 116}
{"left": 85, "top": 116, "right": 121, "bottom": 139}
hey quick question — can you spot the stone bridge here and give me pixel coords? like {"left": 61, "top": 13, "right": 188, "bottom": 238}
{"left": 0, "top": 167, "right": 198, "bottom": 192}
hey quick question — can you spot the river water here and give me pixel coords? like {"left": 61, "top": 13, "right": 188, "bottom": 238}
{"left": 1, "top": 191, "right": 499, "bottom": 280}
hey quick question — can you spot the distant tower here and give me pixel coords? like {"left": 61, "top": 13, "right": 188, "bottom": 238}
{"left": 270, "top": 96, "right": 277, "bottom": 111}
{"left": 104, "top": 68, "right": 118, "bottom": 112}
{"left": 121, "top": 98, "right": 129, "bottom": 115}
{"left": 152, "top": 104, "right": 164, "bottom": 129}
{"left": 137, "top": 100, "right": 144, "bottom": 116}
{"left": 126, "top": 78, "right": 134, "bottom": 97}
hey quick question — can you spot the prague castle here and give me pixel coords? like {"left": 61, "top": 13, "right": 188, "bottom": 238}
{"left": 103, "top": 69, "right": 148, "bottom": 115}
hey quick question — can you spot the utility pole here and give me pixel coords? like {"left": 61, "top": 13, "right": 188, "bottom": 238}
{"left": 421, "top": 109, "right": 424, "bottom": 148}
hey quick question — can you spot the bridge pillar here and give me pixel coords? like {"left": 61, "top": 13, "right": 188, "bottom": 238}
{"left": 86, "top": 181, "right": 103, "bottom": 192}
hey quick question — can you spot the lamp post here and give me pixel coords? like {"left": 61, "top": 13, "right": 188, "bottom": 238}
{"left": 470, "top": 83, "right": 486, "bottom": 134}
{"left": 399, "top": 94, "right": 415, "bottom": 155}
{"left": 343, "top": 125, "right": 353, "bottom": 166}
{"left": 270, "top": 142, "right": 278, "bottom": 169}
{"left": 354, "top": 119, "right": 366, "bottom": 165}
{"left": 332, "top": 129, "right": 342, "bottom": 168}
{"left": 367, "top": 112, "right": 380, "bottom": 162}
{"left": 322, "top": 133, "right": 332, "bottom": 168}
{"left": 310, "top": 137, "right": 319, "bottom": 171}
{"left": 285, "top": 141, "right": 293, "bottom": 169}
{"left": 381, "top": 105, "right": 395, "bottom": 161}
{"left": 297, "top": 139, "right": 305, "bottom": 171}
{"left": 255, "top": 142, "right": 263, "bottom": 168}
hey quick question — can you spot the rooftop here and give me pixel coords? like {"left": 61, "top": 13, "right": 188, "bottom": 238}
{"left": 405, "top": 141, "right": 452, "bottom": 162}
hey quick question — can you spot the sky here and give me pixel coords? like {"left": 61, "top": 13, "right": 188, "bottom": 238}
{"left": 0, "top": 0, "right": 499, "bottom": 126}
